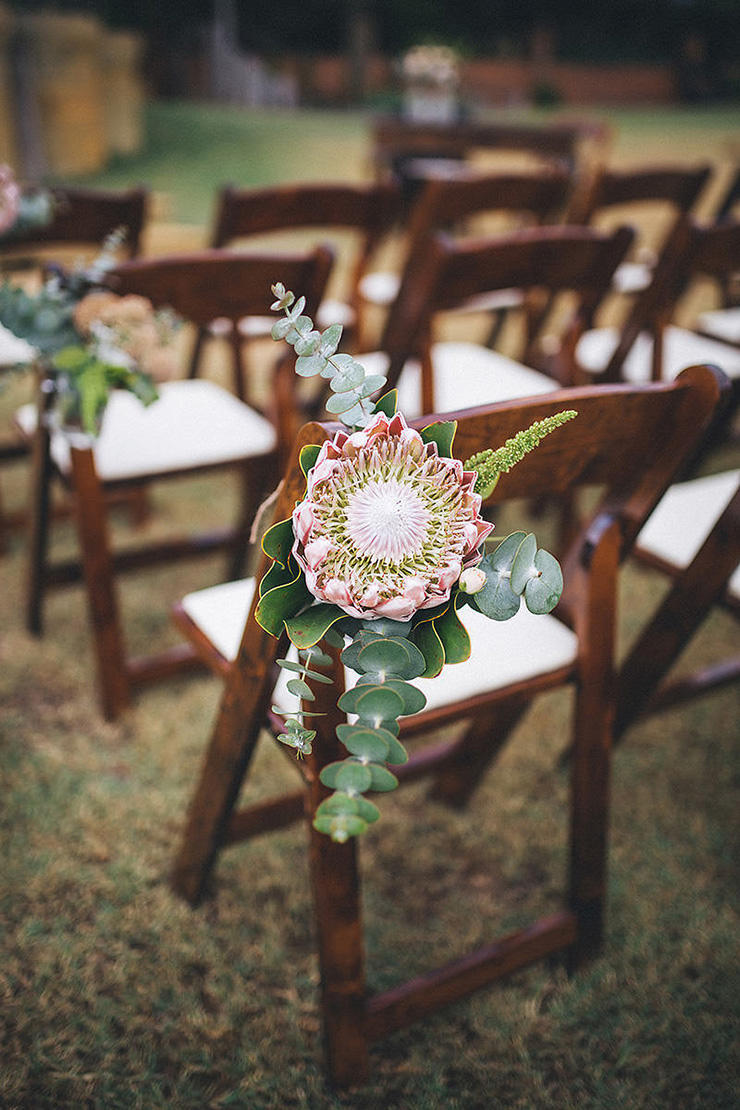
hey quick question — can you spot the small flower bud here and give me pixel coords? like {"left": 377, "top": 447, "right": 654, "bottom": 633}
{"left": 459, "top": 567, "right": 486, "bottom": 595}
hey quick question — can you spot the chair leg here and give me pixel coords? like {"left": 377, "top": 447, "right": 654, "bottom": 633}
{"left": 187, "top": 326, "right": 208, "bottom": 380}
{"left": 69, "top": 445, "right": 132, "bottom": 720}
{"left": 230, "top": 330, "right": 247, "bottom": 402}
{"left": 306, "top": 647, "right": 370, "bottom": 1089}
{"left": 171, "top": 627, "right": 287, "bottom": 905}
{"left": 428, "top": 696, "right": 529, "bottom": 808}
{"left": 25, "top": 407, "right": 54, "bottom": 636}
{"left": 567, "top": 516, "right": 620, "bottom": 971}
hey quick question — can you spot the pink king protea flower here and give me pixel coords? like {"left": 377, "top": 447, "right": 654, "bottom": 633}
{"left": 292, "top": 412, "right": 493, "bottom": 621}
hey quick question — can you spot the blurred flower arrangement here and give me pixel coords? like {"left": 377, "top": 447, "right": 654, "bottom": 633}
{"left": 0, "top": 163, "right": 56, "bottom": 240}
{"left": 257, "top": 282, "right": 575, "bottom": 843}
{"left": 399, "top": 44, "right": 462, "bottom": 124}
{"left": 0, "top": 168, "right": 178, "bottom": 437}
{"left": 400, "top": 44, "right": 460, "bottom": 91}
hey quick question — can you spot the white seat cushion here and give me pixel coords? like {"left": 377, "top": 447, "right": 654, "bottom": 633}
{"left": 359, "top": 270, "right": 400, "bottom": 307}
{"left": 179, "top": 577, "right": 578, "bottom": 717}
{"left": 15, "top": 379, "right": 277, "bottom": 481}
{"left": 576, "top": 324, "right": 740, "bottom": 382}
{"left": 696, "top": 307, "right": 740, "bottom": 347}
{"left": 359, "top": 272, "right": 523, "bottom": 316}
{"left": 636, "top": 469, "right": 740, "bottom": 600}
{"left": 611, "top": 260, "right": 653, "bottom": 295}
{"left": 0, "top": 322, "right": 36, "bottom": 367}
{"left": 357, "top": 340, "right": 556, "bottom": 419}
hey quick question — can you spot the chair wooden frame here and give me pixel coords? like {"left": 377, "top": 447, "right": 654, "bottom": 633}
{"left": 190, "top": 180, "right": 403, "bottom": 394}
{"left": 0, "top": 184, "right": 149, "bottom": 266}
{"left": 22, "top": 247, "right": 334, "bottom": 719}
{"left": 376, "top": 224, "right": 634, "bottom": 414}
{"left": 361, "top": 165, "right": 574, "bottom": 351}
{"left": 169, "top": 365, "right": 727, "bottom": 1088}
{"left": 570, "top": 164, "right": 712, "bottom": 293}
{"left": 371, "top": 116, "right": 610, "bottom": 196}
{"left": 582, "top": 217, "right": 740, "bottom": 392}
{"left": 615, "top": 476, "right": 740, "bottom": 738}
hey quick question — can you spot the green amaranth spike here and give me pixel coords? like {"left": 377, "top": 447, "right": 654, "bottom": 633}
{"left": 465, "top": 410, "right": 578, "bottom": 495}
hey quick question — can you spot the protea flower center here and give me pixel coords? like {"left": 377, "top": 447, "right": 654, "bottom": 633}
{"left": 346, "top": 477, "right": 430, "bottom": 562}
{"left": 292, "top": 412, "right": 493, "bottom": 621}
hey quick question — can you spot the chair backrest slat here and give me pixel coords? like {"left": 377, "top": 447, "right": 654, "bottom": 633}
{"left": 212, "top": 181, "right": 401, "bottom": 246}
{"left": 380, "top": 224, "right": 634, "bottom": 385}
{"left": 107, "top": 247, "right": 334, "bottom": 328}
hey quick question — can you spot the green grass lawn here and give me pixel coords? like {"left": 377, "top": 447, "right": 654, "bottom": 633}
{"left": 48, "top": 99, "right": 740, "bottom": 226}
{"left": 1, "top": 100, "right": 739, "bottom": 1107}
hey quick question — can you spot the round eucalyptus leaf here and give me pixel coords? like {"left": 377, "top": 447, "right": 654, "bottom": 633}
{"left": 472, "top": 563, "right": 520, "bottom": 622}
{"left": 367, "top": 763, "right": 399, "bottom": 792}
{"left": 340, "top": 637, "right": 372, "bottom": 673}
{"left": 294, "top": 331, "right": 320, "bottom": 356}
{"left": 384, "top": 733, "right": 409, "bottom": 765}
{"left": 335, "top": 761, "right": 373, "bottom": 794}
{"left": 271, "top": 318, "right": 292, "bottom": 340}
{"left": 354, "top": 796, "right": 381, "bottom": 824}
{"left": 357, "top": 637, "right": 419, "bottom": 678}
{"left": 382, "top": 678, "right": 427, "bottom": 715}
{"left": 362, "top": 617, "right": 413, "bottom": 638}
{"left": 295, "top": 353, "right": 326, "bottom": 378}
{"left": 301, "top": 646, "right": 333, "bottom": 668}
{"left": 339, "top": 727, "right": 390, "bottom": 762}
{"left": 313, "top": 812, "right": 367, "bottom": 841}
{"left": 337, "top": 722, "right": 398, "bottom": 752}
{"left": 318, "top": 761, "right": 345, "bottom": 789}
{"left": 319, "top": 324, "right": 343, "bottom": 356}
{"left": 523, "top": 548, "right": 563, "bottom": 615}
{"left": 325, "top": 390, "right": 361, "bottom": 415}
{"left": 315, "top": 792, "right": 359, "bottom": 817}
{"left": 357, "top": 374, "right": 388, "bottom": 398}
{"left": 338, "top": 402, "right": 369, "bottom": 427}
{"left": 510, "top": 533, "right": 538, "bottom": 595}
{"left": 286, "top": 677, "right": 315, "bottom": 701}
{"left": 322, "top": 626, "right": 345, "bottom": 649}
{"left": 355, "top": 684, "right": 405, "bottom": 724}
{"left": 329, "top": 361, "right": 365, "bottom": 393}
{"left": 489, "top": 531, "right": 528, "bottom": 572}
{"left": 338, "top": 683, "right": 404, "bottom": 721}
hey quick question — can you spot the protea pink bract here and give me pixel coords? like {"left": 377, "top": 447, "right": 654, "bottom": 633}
{"left": 292, "top": 412, "right": 493, "bottom": 621}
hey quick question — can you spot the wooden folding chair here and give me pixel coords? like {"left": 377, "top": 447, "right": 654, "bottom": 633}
{"left": 355, "top": 224, "right": 633, "bottom": 421}
{"left": 575, "top": 217, "right": 740, "bottom": 399}
{"left": 693, "top": 171, "right": 740, "bottom": 346}
{"left": 370, "top": 116, "right": 609, "bottom": 207}
{"left": 572, "top": 164, "right": 712, "bottom": 297}
{"left": 615, "top": 467, "right": 740, "bottom": 738}
{"left": 358, "top": 165, "right": 574, "bottom": 351}
{"left": 18, "top": 246, "right": 333, "bottom": 719}
{"left": 188, "top": 180, "right": 402, "bottom": 393}
{"left": 169, "top": 365, "right": 727, "bottom": 1087}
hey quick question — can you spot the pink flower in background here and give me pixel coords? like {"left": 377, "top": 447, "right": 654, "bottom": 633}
{"left": 292, "top": 411, "right": 493, "bottom": 620}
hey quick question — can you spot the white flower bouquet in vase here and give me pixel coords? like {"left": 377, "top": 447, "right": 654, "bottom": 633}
{"left": 254, "top": 282, "right": 576, "bottom": 843}
{"left": 400, "top": 44, "right": 461, "bottom": 124}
